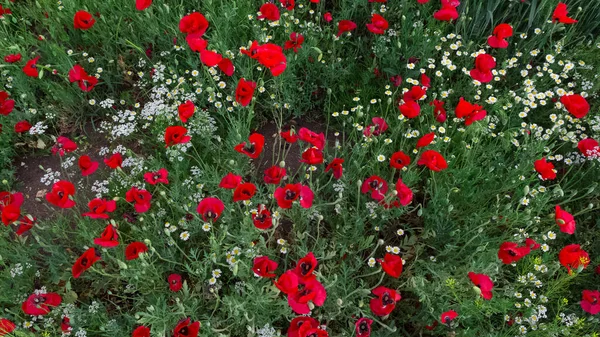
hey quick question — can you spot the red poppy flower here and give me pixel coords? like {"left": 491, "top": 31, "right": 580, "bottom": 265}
{"left": 555, "top": 205, "right": 576, "bottom": 234}
{"left": 370, "top": 286, "right": 401, "bottom": 316}
{"left": 470, "top": 54, "right": 496, "bottom": 83}
{"left": 468, "top": 272, "right": 493, "bottom": 300}
{"left": 200, "top": 49, "right": 223, "bottom": 67}
{"left": 325, "top": 158, "right": 344, "bottom": 179}
{"left": 288, "top": 317, "right": 319, "bottom": 337}
{"left": 257, "top": 44, "right": 287, "bottom": 76}
{"left": 241, "top": 41, "right": 287, "bottom": 76}
{"left": 534, "top": 158, "right": 556, "bottom": 180}
{"left": 219, "top": 172, "right": 242, "bottom": 189}
{"left": 264, "top": 166, "right": 286, "bottom": 184}
{"left": 22, "top": 292, "right": 62, "bottom": 316}
{"left": 417, "top": 150, "right": 448, "bottom": 172}
{"left": 125, "top": 241, "right": 149, "bottom": 260}
{"left": 560, "top": 94, "right": 589, "bottom": 118}
{"left": 274, "top": 270, "right": 299, "bottom": 294}
{"left": 72, "top": 247, "right": 101, "bottom": 278}
{"left": 497, "top": 242, "right": 531, "bottom": 264}
{"left": 525, "top": 237, "right": 541, "bottom": 250}
{"left": 258, "top": 3, "right": 280, "bottom": 20}
{"left": 378, "top": 253, "right": 403, "bottom": 278}
{"left": 559, "top": 244, "right": 590, "bottom": 273}
{"left": 252, "top": 204, "right": 272, "bottom": 229}
{"left": 295, "top": 252, "right": 317, "bottom": 280}
{"left": 284, "top": 32, "right": 304, "bottom": 53}
{"left": 178, "top": 100, "right": 195, "bottom": 123}
{"left": 143, "top": 168, "right": 169, "bottom": 185}
{"left": 281, "top": 129, "right": 298, "bottom": 143}
{"left": 253, "top": 256, "right": 278, "bottom": 278}
{"left": 60, "top": 317, "right": 72, "bottom": 334}
{"left": 323, "top": 12, "right": 332, "bottom": 22}
{"left": 385, "top": 178, "right": 413, "bottom": 208}
{"left": 366, "top": 14, "right": 388, "bottom": 34}
{"left": 126, "top": 187, "right": 152, "bottom": 213}
{"left": 287, "top": 278, "right": 327, "bottom": 314}
{"left": 217, "top": 58, "right": 235, "bottom": 76}
{"left": 52, "top": 136, "right": 77, "bottom": 156}
{"left": 431, "top": 99, "right": 447, "bottom": 122}
{"left": 197, "top": 197, "right": 225, "bottom": 222}
{"left": 234, "top": 133, "right": 265, "bottom": 159}
{"left": 552, "top": 2, "right": 577, "bottom": 24}
{"left": 0, "top": 91, "right": 15, "bottom": 116}
{"left": 235, "top": 78, "right": 257, "bottom": 107}
{"left": 168, "top": 274, "right": 183, "bottom": 292}
{"left": 455, "top": 97, "right": 487, "bottom": 125}
{"left": 417, "top": 132, "right": 435, "bottom": 148}
{"left": 179, "top": 12, "right": 209, "bottom": 35}
{"left": 274, "top": 183, "right": 314, "bottom": 208}
{"left": 578, "top": 138, "right": 599, "bottom": 157}
{"left": 280, "top": 0, "right": 295, "bottom": 10}
{"left": 93, "top": 224, "right": 119, "bottom": 247}
{"left": 185, "top": 33, "right": 208, "bottom": 52}
{"left": 0, "top": 319, "right": 16, "bottom": 336}
{"left": 46, "top": 180, "right": 76, "bottom": 208}
{"left": 3, "top": 53, "right": 21, "bottom": 63}
{"left": 487, "top": 23, "right": 513, "bottom": 48}
{"left": 390, "top": 151, "right": 411, "bottom": 169}
{"left": 433, "top": 3, "right": 459, "bottom": 21}
{"left": 0, "top": 191, "right": 23, "bottom": 210}
{"left": 363, "top": 117, "right": 388, "bottom": 137}
{"left": 580, "top": 290, "right": 600, "bottom": 315}
{"left": 68, "top": 65, "right": 98, "bottom": 91}
{"left": 73, "top": 10, "right": 96, "bottom": 30}
{"left": 104, "top": 153, "right": 123, "bottom": 169}
{"left": 1, "top": 203, "right": 20, "bottom": 225}
{"left": 127, "top": 327, "right": 150, "bottom": 337}
{"left": 355, "top": 317, "right": 373, "bottom": 337}
{"left": 83, "top": 198, "right": 117, "bottom": 219}
{"left": 165, "top": 126, "right": 191, "bottom": 147}
{"left": 403, "top": 85, "right": 426, "bottom": 101}
{"left": 399, "top": 100, "right": 421, "bottom": 119}
{"left": 135, "top": 0, "right": 152, "bottom": 11}
{"left": 23, "top": 56, "right": 40, "bottom": 77}
{"left": 233, "top": 183, "right": 257, "bottom": 202}
{"left": 301, "top": 147, "right": 324, "bottom": 165}
{"left": 173, "top": 318, "right": 200, "bottom": 337}
{"left": 361, "top": 176, "right": 388, "bottom": 201}
{"left": 298, "top": 127, "right": 325, "bottom": 150}
{"left": 297, "top": 321, "right": 328, "bottom": 337}
{"left": 337, "top": 20, "right": 357, "bottom": 37}
{"left": 440, "top": 310, "right": 458, "bottom": 324}
{"left": 419, "top": 73, "right": 431, "bottom": 87}
{"left": 14, "top": 120, "right": 32, "bottom": 133}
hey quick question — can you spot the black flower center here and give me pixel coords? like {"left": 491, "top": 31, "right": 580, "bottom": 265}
{"left": 382, "top": 293, "right": 394, "bottom": 305}
{"left": 285, "top": 190, "right": 296, "bottom": 200}
{"left": 300, "top": 262, "right": 312, "bottom": 275}
{"left": 359, "top": 321, "right": 369, "bottom": 333}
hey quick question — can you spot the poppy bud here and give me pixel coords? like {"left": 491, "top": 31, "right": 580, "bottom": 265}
{"left": 588, "top": 185, "right": 596, "bottom": 193}
{"left": 279, "top": 161, "right": 286, "bottom": 167}
{"left": 523, "top": 185, "right": 529, "bottom": 194}
{"left": 378, "top": 239, "right": 385, "bottom": 245}
{"left": 144, "top": 239, "right": 151, "bottom": 245}
{"left": 589, "top": 203, "right": 594, "bottom": 209}
{"left": 473, "top": 286, "right": 482, "bottom": 296}
{"left": 117, "top": 260, "right": 128, "bottom": 269}
{"left": 357, "top": 180, "right": 363, "bottom": 186}
{"left": 160, "top": 191, "right": 166, "bottom": 196}
{"left": 337, "top": 298, "right": 343, "bottom": 306}
{"left": 554, "top": 187, "right": 564, "bottom": 197}
{"left": 1, "top": 180, "right": 7, "bottom": 185}
{"left": 229, "top": 160, "right": 235, "bottom": 165}
{"left": 357, "top": 110, "right": 364, "bottom": 118}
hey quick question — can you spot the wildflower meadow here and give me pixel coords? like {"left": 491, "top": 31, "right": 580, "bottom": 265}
{"left": 1, "top": 0, "right": 600, "bottom": 336}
